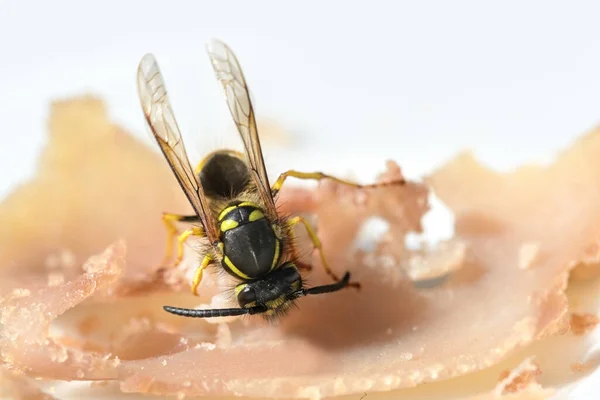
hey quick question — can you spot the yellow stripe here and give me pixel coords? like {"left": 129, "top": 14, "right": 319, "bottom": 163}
{"left": 220, "top": 219, "right": 239, "bottom": 232}
{"left": 270, "top": 238, "right": 281, "bottom": 271}
{"left": 224, "top": 256, "right": 251, "bottom": 279}
{"left": 237, "top": 201, "right": 260, "bottom": 208}
{"left": 218, "top": 202, "right": 262, "bottom": 221}
{"left": 218, "top": 205, "right": 238, "bottom": 221}
{"left": 234, "top": 283, "right": 247, "bottom": 297}
{"left": 249, "top": 209, "right": 264, "bottom": 222}
{"left": 194, "top": 156, "right": 209, "bottom": 175}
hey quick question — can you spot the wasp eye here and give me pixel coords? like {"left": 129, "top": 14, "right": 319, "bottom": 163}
{"left": 236, "top": 285, "right": 256, "bottom": 307}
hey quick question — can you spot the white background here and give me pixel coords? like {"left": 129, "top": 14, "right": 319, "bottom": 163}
{"left": 0, "top": 1, "right": 599, "bottom": 399}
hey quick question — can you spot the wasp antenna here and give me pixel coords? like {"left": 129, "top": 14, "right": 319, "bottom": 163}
{"left": 163, "top": 305, "right": 267, "bottom": 318}
{"left": 301, "top": 272, "right": 352, "bottom": 296}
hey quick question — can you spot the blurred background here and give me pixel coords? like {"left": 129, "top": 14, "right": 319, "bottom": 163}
{"left": 2, "top": 1, "right": 600, "bottom": 193}
{"left": 1, "top": 1, "right": 599, "bottom": 398}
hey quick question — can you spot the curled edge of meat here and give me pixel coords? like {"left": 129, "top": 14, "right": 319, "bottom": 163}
{"left": 1, "top": 96, "right": 600, "bottom": 398}
{"left": 0, "top": 242, "right": 125, "bottom": 380}
{"left": 466, "top": 357, "right": 555, "bottom": 400}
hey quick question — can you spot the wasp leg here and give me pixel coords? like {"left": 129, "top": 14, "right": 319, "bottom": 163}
{"left": 191, "top": 253, "right": 213, "bottom": 295}
{"left": 271, "top": 170, "right": 405, "bottom": 197}
{"left": 161, "top": 213, "right": 201, "bottom": 266}
{"left": 288, "top": 216, "right": 360, "bottom": 290}
{"left": 173, "top": 226, "right": 206, "bottom": 267}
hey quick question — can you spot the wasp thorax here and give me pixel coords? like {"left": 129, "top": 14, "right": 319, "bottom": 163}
{"left": 218, "top": 201, "right": 282, "bottom": 280}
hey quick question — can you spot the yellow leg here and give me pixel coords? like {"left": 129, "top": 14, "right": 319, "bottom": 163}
{"left": 288, "top": 216, "right": 360, "bottom": 289}
{"left": 161, "top": 213, "right": 200, "bottom": 266}
{"left": 191, "top": 254, "right": 213, "bottom": 295}
{"left": 271, "top": 169, "right": 405, "bottom": 196}
{"left": 161, "top": 213, "right": 180, "bottom": 266}
{"left": 173, "top": 226, "right": 206, "bottom": 267}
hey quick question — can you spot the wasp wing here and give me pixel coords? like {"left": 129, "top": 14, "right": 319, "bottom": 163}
{"left": 137, "top": 54, "right": 219, "bottom": 242}
{"left": 205, "top": 39, "right": 278, "bottom": 219}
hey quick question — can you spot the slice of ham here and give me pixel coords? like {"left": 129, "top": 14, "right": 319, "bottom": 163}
{"left": 0, "top": 97, "right": 599, "bottom": 398}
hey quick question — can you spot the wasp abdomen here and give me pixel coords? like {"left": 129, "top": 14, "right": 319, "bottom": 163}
{"left": 198, "top": 151, "right": 249, "bottom": 199}
{"left": 218, "top": 203, "right": 281, "bottom": 279}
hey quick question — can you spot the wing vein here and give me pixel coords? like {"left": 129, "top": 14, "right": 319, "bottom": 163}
{"left": 206, "top": 39, "right": 279, "bottom": 219}
{"left": 136, "top": 53, "right": 220, "bottom": 243}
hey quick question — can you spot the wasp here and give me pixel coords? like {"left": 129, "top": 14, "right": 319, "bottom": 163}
{"left": 136, "top": 39, "right": 404, "bottom": 319}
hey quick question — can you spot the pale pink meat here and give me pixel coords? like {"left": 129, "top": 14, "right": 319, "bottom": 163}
{"left": 1, "top": 97, "right": 599, "bottom": 398}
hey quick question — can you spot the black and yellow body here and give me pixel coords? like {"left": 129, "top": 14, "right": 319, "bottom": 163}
{"left": 195, "top": 150, "right": 286, "bottom": 282}
{"left": 137, "top": 39, "right": 405, "bottom": 320}
{"left": 162, "top": 149, "right": 308, "bottom": 317}
{"left": 198, "top": 151, "right": 301, "bottom": 318}
{"left": 217, "top": 201, "right": 280, "bottom": 280}
{"left": 160, "top": 148, "right": 361, "bottom": 318}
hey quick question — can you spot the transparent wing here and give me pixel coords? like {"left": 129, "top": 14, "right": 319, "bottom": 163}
{"left": 205, "top": 39, "right": 278, "bottom": 219}
{"left": 137, "top": 54, "right": 219, "bottom": 242}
